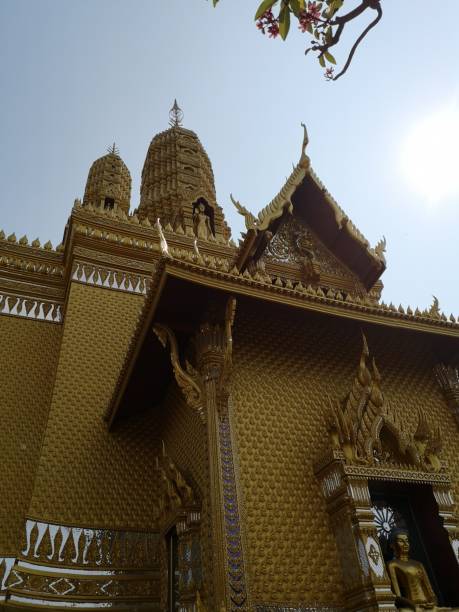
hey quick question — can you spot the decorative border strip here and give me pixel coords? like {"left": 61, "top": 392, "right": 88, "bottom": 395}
{"left": 0, "top": 557, "right": 15, "bottom": 591}
{"left": 72, "top": 262, "right": 149, "bottom": 295}
{"left": 8, "top": 566, "right": 160, "bottom": 604}
{"left": 3, "top": 521, "right": 161, "bottom": 608}
{"left": 219, "top": 416, "right": 248, "bottom": 610}
{"left": 0, "top": 293, "right": 62, "bottom": 323}
{"left": 254, "top": 605, "right": 343, "bottom": 611}
{"left": 8, "top": 594, "right": 160, "bottom": 609}
{"left": 21, "top": 519, "right": 159, "bottom": 569}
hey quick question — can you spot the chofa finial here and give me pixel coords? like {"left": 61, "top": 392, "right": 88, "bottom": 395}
{"left": 107, "top": 142, "right": 119, "bottom": 156}
{"left": 169, "top": 99, "right": 184, "bottom": 127}
{"left": 299, "top": 123, "right": 310, "bottom": 168}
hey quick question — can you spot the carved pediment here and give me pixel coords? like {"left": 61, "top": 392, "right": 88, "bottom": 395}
{"left": 327, "top": 334, "right": 443, "bottom": 472}
{"left": 263, "top": 215, "right": 364, "bottom": 291}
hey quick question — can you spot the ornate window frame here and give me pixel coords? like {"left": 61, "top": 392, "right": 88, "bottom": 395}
{"left": 314, "top": 335, "right": 459, "bottom": 611}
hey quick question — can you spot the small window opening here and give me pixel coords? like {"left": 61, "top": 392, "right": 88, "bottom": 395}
{"left": 104, "top": 197, "right": 115, "bottom": 210}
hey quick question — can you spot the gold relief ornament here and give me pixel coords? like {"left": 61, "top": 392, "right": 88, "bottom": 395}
{"left": 153, "top": 323, "right": 204, "bottom": 422}
{"left": 327, "top": 333, "right": 443, "bottom": 472}
{"left": 156, "top": 440, "right": 198, "bottom": 516}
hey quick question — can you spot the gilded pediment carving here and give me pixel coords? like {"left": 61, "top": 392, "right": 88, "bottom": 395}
{"left": 327, "top": 334, "right": 443, "bottom": 472}
{"left": 263, "top": 215, "right": 363, "bottom": 290}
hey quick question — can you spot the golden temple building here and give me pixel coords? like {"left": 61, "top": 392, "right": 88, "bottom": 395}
{"left": 1, "top": 103, "right": 459, "bottom": 611}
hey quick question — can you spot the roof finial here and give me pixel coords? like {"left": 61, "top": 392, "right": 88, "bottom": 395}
{"left": 169, "top": 99, "right": 184, "bottom": 127}
{"left": 107, "top": 142, "right": 119, "bottom": 155}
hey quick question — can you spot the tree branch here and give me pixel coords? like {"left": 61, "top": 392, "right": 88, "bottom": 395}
{"left": 333, "top": 2, "right": 382, "bottom": 80}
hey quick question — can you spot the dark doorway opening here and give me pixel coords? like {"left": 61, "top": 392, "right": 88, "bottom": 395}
{"left": 369, "top": 480, "right": 459, "bottom": 607}
{"left": 167, "top": 526, "right": 180, "bottom": 611}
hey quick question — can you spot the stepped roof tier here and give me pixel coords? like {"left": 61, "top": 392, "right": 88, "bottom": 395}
{"left": 138, "top": 103, "right": 231, "bottom": 244}
{"left": 83, "top": 144, "right": 131, "bottom": 214}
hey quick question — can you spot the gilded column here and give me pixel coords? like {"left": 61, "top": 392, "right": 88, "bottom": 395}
{"left": 154, "top": 297, "right": 248, "bottom": 610}
{"left": 196, "top": 321, "right": 230, "bottom": 608}
{"left": 194, "top": 299, "right": 248, "bottom": 611}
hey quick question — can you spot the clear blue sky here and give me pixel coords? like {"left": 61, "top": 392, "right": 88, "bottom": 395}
{"left": 1, "top": 1, "right": 458, "bottom": 315}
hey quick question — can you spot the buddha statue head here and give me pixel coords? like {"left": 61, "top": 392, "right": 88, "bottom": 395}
{"left": 390, "top": 528, "right": 411, "bottom": 561}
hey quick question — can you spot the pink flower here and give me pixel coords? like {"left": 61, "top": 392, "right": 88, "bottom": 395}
{"left": 256, "top": 8, "right": 279, "bottom": 38}
{"left": 325, "top": 67, "right": 335, "bottom": 80}
{"left": 307, "top": 1, "right": 322, "bottom": 22}
{"left": 268, "top": 22, "right": 280, "bottom": 38}
{"left": 298, "top": 1, "right": 322, "bottom": 32}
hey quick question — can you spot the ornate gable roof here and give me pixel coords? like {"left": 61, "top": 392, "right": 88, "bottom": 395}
{"left": 233, "top": 125, "right": 386, "bottom": 292}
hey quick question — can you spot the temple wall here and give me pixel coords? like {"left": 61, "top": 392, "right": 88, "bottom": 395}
{"left": 0, "top": 316, "right": 61, "bottom": 556}
{"left": 27, "top": 282, "right": 161, "bottom": 530}
{"left": 159, "top": 382, "right": 213, "bottom": 601}
{"left": 231, "top": 300, "right": 459, "bottom": 608}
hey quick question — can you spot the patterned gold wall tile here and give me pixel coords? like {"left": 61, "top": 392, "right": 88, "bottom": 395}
{"left": 27, "top": 283, "right": 162, "bottom": 529}
{"left": 0, "top": 317, "right": 61, "bottom": 555}
{"left": 231, "top": 301, "right": 459, "bottom": 606}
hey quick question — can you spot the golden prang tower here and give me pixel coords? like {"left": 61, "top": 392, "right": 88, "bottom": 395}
{"left": 0, "top": 102, "right": 459, "bottom": 612}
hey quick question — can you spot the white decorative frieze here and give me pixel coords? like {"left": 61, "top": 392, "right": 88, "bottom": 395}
{"left": 0, "top": 557, "right": 15, "bottom": 591}
{"left": 21, "top": 519, "right": 158, "bottom": 568}
{"left": 72, "top": 262, "right": 149, "bottom": 295}
{"left": 0, "top": 294, "right": 62, "bottom": 323}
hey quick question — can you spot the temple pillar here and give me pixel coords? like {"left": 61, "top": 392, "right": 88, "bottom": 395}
{"left": 194, "top": 303, "right": 248, "bottom": 611}
{"left": 315, "top": 452, "right": 396, "bottom": 612}
{"left": 154, "top": 296, "right": 248, "bottom": 610}
{"left": 195, "top": 322, "right": 229, "bottom": 608}
{"left": 432, "top": 483, "right": 459, "bottom": 565}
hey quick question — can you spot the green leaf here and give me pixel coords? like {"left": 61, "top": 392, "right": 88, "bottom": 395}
{"left": 212, "top": 0, "right": 219, "bottom": 6}
{"left": 254, "top": 0, "right": 278, "bottom": 20}
{"left": 324, "top": 51, "right": 336, "bottom": 64}
{"left": 330, "top": 0, "right": 343, "bottom": 10}
{"left": 319, "top": 54, "right": 326, "bottom": 67}
{"left": 290, "top": 0, "right": 301, "bottom": 17}
{"left": 279, "top": 5, "right": 291, "bottom": 39}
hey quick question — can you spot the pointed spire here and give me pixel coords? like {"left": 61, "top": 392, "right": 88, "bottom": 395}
{"left": 169, "top": 99, "right": 184, "bottom": 127}
{"left": 107, "top": 142, "right": 119, "bottom": 156}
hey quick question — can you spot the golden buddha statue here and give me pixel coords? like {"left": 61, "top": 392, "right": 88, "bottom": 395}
{"left": 388, "top": 529, "right": 438, "bottom": 611}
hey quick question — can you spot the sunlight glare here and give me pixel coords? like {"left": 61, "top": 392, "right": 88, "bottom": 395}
{"left": 400, "top": 106, "right": 459, "bottom": 204}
